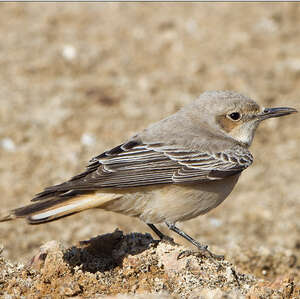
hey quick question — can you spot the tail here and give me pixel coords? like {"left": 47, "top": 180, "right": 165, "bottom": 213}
{"left": 0, "top": 192, "right": 119, "bottom": 224}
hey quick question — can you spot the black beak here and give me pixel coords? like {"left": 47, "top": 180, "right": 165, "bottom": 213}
{"left": 259, "top": 107, "right": 297, "bottom": 120}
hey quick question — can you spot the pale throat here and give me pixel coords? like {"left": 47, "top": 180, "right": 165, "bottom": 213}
{"left": 229, "top": 121, "right": 259, "bottom": 147}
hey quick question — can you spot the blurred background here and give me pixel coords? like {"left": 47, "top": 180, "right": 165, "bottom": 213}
{"left": 0, "top": 3, "right": 299, "bottom": 273}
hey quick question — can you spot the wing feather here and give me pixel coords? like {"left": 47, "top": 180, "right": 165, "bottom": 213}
{"left": 32, "top": 140, "right": 253, "bottom": 201}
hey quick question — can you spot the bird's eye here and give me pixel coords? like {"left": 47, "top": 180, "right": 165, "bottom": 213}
{"left": 227, "top": 112, "right": 241, "bottom": 121}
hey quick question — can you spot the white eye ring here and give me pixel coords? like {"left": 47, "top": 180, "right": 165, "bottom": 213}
{"left": 227, "top": 112, "right": 241, "bottom": 121}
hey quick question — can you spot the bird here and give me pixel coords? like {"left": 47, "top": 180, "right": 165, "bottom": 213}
{"left": 0, "top": 90, "right": 297, "bottom": 258}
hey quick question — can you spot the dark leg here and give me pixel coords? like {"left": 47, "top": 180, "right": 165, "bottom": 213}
{"left": 165, "top": 222, "right": 224, "bottom": 260}
{"left": 147, "top": 223, "right": 165, "bottom": 239}
{"left": 147, "top": 223, "right": 174, "bottom": 243}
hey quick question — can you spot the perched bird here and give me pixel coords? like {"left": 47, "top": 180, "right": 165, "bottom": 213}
{"left": 0, "top": 91, "right": 297, "bottom": 258}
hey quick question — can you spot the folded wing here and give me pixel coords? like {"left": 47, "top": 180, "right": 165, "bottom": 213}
{"left": 1, "top": 139, "right": 253, "bottom": 224}
{"left": 33, "top": 139, "right": 253, "bottom": 201}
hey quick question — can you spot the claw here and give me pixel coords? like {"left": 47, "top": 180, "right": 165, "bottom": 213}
{"left": 161, "top": 235, "right": 176, "bottom": 245}
{"left": 177, "top": 249, "right": 224, "bottom": 261}
{"left": 177, "top": 250, "right": 193, "bottom": 260}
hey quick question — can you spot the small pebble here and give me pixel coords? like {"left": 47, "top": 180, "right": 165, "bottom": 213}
{"left": 62, "top": 45, "right": 77, "bottom": 61}
{"left": 1, "top": 138, "right": 16, "bottom": 152}
{"left": 209, "top": 218, "right": 222, "bottom": 228}
{"left": 81, "top": 133, "right": 95, "bottom": 146}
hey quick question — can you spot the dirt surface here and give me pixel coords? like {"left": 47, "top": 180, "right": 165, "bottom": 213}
{"left": 1, "top": 231, "right": 299, "bottom": 298}
{"left": 0, "top": 3, "right": 299, "bottom": 298}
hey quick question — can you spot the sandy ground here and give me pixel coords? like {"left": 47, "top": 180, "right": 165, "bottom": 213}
{"left": 0, "top": 3, "right": 299, "bottom": 298}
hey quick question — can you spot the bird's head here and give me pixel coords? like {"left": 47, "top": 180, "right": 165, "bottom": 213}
{"left": 193, "top": 91, "right": 297, "bottom": 147}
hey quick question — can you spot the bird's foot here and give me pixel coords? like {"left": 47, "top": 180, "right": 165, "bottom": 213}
{"left": 147, "top": 223, "right": 176, "bottom": 245}
{"left": 164, "top": 222, "right": 224, "bottom": 261}
{"left": 177, "top": 247, "right": 224, "bottom": 261}
{"left": 160, "top": 234, "right": 176, "bottom": 245}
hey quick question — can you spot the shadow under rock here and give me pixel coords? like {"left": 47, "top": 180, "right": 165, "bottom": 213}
{"left": 63, "top": 229, "right": 157, "bottom": 273}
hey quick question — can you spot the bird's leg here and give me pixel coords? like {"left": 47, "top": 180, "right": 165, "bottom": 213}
{"left": 165, "top": 222, "right": 224, "bottom": 260}
{"left": 147, "top": 223, "right": 174, "bottom": 243}
{"left": 147, "top": 223, "right": 164, "bottom": 239}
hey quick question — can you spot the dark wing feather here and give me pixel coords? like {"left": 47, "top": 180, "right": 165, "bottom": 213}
{"left": 32, "top": 140, "right": 253, "bottom": 201}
